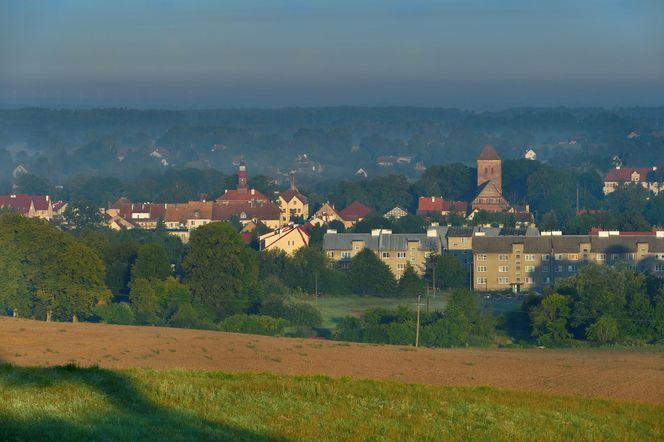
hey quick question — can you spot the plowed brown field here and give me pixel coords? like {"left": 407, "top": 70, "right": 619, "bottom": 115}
{"left": 1, "top": 317, "right": 663, "bottom": 404}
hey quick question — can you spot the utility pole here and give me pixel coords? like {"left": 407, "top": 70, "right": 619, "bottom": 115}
{"left": 576, "top": 184, "right": 580, "bottom": 214}
{"left": 314, "top": 271, "right": 319, "bottom": 306}
{"left": 415, "top": 295, "right": 423, "bottom": 348}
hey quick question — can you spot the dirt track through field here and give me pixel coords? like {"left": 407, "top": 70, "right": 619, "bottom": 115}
{"left": 1, "top": 317, "right": 663, "bottom": 404}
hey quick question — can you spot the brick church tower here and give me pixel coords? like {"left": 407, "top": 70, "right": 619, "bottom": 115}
{"left": 237, "top": 162, "right": 248, "bottom": 193}
{"left": 476, "top": 144, "right": 502, "bottom": 192}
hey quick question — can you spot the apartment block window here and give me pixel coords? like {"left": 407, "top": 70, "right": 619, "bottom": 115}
{"left": 569, "top": 254, "right": 579, "bottom": 261}
{"left": 327, "top": 252, "right": 335, "bottom": 258}
{"left": 554, "top": 254, "right": 563, "bottom": 261}
{"left": 476, "top": 266, "right": 487, "bottom": 272}
{"left": 341, "top": 251, "right": 351, "bottom": 259}
{"left": 498, "top": 266, "right": 509, "bottom": 273}
{"left": 612, "top": 254, "right": 619, "bottom": 261}
{"left": 498, "top": 277, "right": 509, "bottom": 284}
{"left": 657, "top": 254, "right": 664, "bottom": 261}
{"left": 525, "top": 254, "right": 535, "bottom": 261}
{"left": 542, "top": 255, "right": 550, "bottom": 261}
{"left": 499, "top": 254, "right": 509, "bottom": 261}
{"left": 382, "top": 252, "right": 390, "bottom": 258}
{"left": 596, "top": 253, "right": 606, "bottom": 261}
{"left": 525, "top": 277, "right": 534, "bottom": 284}
{"left": 476, "top": 277, "right": 487, "bottom": 285}
{"left": 556, "top": 265, "right": 563, "bottom": 272}
{"left": 525, "top": 266, "right": 535, "bottom": 272}
{"left": 397, "top": 263, "right": 406, "bottom": 270}
{"left": 515, "top": 254, "right": 521, "bottom": 259}
{"left": 542, "top": 265, "right": 549, "bottom": 273}
{"left": 544, "top": 277, "right": 551, "bottom": 284}
{"left": 568, "top": 265, "right": 578, "bottom": 272}
{"left": 397, "top": 252, "right": 406, "bottom": 259}
{"left": 354, "top": 246, "right": 360, "bottom": 251}
{"left": 476, "top": 254, "right": 487, "bottom": 261}
{"left": 629, "top": 253, "right": 635, "bottom": 261}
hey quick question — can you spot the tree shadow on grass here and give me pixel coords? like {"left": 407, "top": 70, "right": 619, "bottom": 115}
{"left": 0, "top": 360, "right": 290, "bottom": 442}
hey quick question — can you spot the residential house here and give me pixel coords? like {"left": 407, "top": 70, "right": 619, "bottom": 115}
{"left": 0, "top": 194, "right": 53, "bottom": 220}
{"left": 310, "top": 202, "right": 344, "bottom": 227}
{"left": 417, "top": 196, "right": 468, "bottom": 217}
{"left": 338, "top": 201, "right": 372, "bottom": 228}
{"left": 259, "top": 224, "right": 310, "bottom": 255}
{"left": 602, "top": 166, "right": 663, "bottom": 195}
{"left": 384, "top": 206, "right": 408, "bottom": 220}
{"left": 277, "top": 176, "right": 309, "bottom": 223}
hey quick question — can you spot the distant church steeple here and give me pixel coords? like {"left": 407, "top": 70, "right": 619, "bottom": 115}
{"left": 238, "top": 162, "right": 248, "bottom": 192}
{"left": 476, "top": 144, "right": 502, "bottom": 192}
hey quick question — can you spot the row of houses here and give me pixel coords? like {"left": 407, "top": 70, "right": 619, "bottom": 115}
{"left": 322, "top": 227, "right": 664, "bottom": 292}
{"left": 0, "top": 194, "right": 66, "bottom": 220}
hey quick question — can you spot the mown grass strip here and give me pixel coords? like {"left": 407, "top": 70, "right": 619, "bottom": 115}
{"left": 0, "top": 364, "right": 661, "bottom": 441}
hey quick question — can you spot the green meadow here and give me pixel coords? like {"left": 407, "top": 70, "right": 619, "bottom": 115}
{"left": 0, "top": 364, "right": 661, "bottom": 441}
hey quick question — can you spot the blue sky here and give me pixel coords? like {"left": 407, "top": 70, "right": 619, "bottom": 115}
{"left": 0, "top": 0, "right": 662, "bottom": 108}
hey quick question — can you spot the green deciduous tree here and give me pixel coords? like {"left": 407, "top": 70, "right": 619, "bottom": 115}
{"left": 131, "top": 243, "right": 171, "bottom": 282}
{"left": 529, "top": 293, "right": 572, "bottom": 346}
{"left": 586, "top": 314, "right": 619, "bottom": 344}
{"left": 397, "top": 264, "right": 425, "bottom": 297}
{"left": 348, "top": 249, "right": 397, "bottom": 296}
{"left": 183, "top": 222, "right": 258, "bottom": 319}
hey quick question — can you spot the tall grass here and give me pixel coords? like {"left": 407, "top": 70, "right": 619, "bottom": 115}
{"left": 0, "top": 364, "right": 661, "bottom": 441}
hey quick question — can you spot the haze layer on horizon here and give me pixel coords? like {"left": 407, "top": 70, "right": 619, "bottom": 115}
{"left": 1, "top": 0, "right": 663, "bottom": 110}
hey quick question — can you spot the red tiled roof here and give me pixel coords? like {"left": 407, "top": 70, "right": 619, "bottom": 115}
{"left": 442, "top": 200, "right": 468, "bottom": 213}
{"left": 338, "top": 201, "right": 372, "bottom": 221}
{"left": 0, "top": 194, "right": 51, "bottom": 214}
{"left": 417, "top": 196, "right": 444, "bottom": 214}
{"left": 213, "top": 200, "right": 281, "bottom": 221}
{"left": 603, "top": 167, "right": 655, "bottom": 182}
{"left": 216, "top": 189, "right": 270, "bottom": 202}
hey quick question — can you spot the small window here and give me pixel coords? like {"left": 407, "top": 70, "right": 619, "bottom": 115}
{"left": 525, "top": 266, "right": 535, "bottom": 272}
{"left": 476, "top": 277, "right": 487, "bottom": 284}
{"left": 477, "top": 266, "right": 487, "bottom": 272}
{"left": 554, "top": 254, "right": 563, "bottom": 261}
{"left": 341, "top": 251, "right": 351, "bottom": 259}
{"left": 542, "top": 255, "right": 550, "bottom": 261}
{"left": 498, "top": 277, "right": 509, "bottom": 284}
{"left": 542, "top": 265, "right": 549, "bottom": 273}
{"left": 568, "top": 254, "right": 579, "bottom": 261}
{"left": 499, "top": 254, "right": 509, "bottom": 261}
{"left": 498, "top": 266, "right": 509, "bottom": 273}
{"left": 525, "top": 254, "right": 535, "bottom": 261}
{"left": 477, "top": 254, "right": 487, "bottom": 261}
{"left": 597, "top": 253, "right": 606, "bottom": 261}
{"left": 397, "top": 252, "right": 406, "bottom": 259}
{"left": 568, "top": 265, "right": 577, "bottom": 272}
{"left": 382, "top": 252, "right": 390, "bottom": 258}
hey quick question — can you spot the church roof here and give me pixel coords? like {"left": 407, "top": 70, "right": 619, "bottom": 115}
{"left": 478, "top": 144, "right": 500, "bottom": 161}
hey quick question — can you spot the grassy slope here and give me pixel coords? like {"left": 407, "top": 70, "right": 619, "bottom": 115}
{"left": 1, "top": 364, "right": 662, "bottom": 441}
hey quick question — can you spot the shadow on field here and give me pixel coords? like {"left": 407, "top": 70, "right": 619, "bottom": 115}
{"left": 0, "top": 358, "right": 288, "bottom": 441}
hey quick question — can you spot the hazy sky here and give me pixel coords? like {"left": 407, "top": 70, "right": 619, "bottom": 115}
{"left": 1, "top": 0, "right": 663, "bottom": 109}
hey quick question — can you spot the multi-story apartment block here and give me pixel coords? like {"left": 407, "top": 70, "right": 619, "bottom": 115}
{"left": 323, "top": 229, "right": 439, "bottom": 277}
{"left": 472, "top": 231, "right": 664, "bottom": 292}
